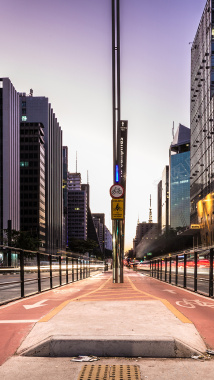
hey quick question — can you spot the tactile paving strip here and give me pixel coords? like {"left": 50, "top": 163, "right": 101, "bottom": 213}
{"left": 77, "top": 364, "right": 141, "bottom": 380}
{"left": 110, "top": 365, "right": 141, "bottom": 380}
{"left": 77, "top": 364, "right": 110, "bottom": 380}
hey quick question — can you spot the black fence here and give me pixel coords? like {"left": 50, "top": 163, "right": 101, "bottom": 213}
{"left": 0, "top": 246, "right": 105, "bottom": 305}
{"left": 133, "top": 247, "right": 214, "bottom": 298}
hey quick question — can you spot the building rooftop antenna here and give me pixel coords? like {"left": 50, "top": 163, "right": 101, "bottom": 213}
{"left": 172, "top": 121, "right": 174, "bottom": 140}
{"left": 87, "top": 170, "right": 89, "bottom": 184}
{"left": 149, "top": 194, "right": 153, "bottom": 223}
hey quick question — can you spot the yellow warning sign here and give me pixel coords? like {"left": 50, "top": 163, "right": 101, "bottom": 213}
{"left": 190, "top": 224, "right": 201, "bottom": 229}
{"left": 111, "top": 198, "right": 124, "bottom": 220}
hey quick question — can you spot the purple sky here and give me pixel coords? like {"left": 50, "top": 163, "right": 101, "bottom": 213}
{"left": 1, "top": 0, "right": 206, "bottom": 250}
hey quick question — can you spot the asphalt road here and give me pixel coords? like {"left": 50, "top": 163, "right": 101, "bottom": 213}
{"left": 0, "top": 268, "right": 100, "bottom": 304}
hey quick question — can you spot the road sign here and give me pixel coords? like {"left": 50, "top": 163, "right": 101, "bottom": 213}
{"left": 110, "top": 184, "right": 124, "bottom": 198}
{"left": 191, "top": 224, "right": 201, "bottom": 229}
{"left": 111, "top": 198, "right": 124, "bottom": 219}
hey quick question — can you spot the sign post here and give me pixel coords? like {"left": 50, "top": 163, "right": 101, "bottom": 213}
{"left": 111, "top": 0, "right": 128, "bottom": 283}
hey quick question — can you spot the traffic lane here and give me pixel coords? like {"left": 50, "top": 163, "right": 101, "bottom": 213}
{"left": 128, "top": 271, "right": 214, "bottom": 349}
{"left": 0, "top": 272, "right": 110, "bottom": 365}
{"left": 0, "top": 270, "right": 102, "bottom": 304}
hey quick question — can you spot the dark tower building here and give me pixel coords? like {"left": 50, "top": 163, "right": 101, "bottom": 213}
{"left": 20, "top": 122, "right": 45, "bottom": 248}
{"left": 0, "top": 78, "right": 20, "bottom": 242}
{"left": 19, "top": 94, "right": 63, "bottom": 254}
{"left": 63, "top": 147, "right": 68, "bottom": 247}
{"left": 157, "top": 180, "right": 162, "bottom": 233}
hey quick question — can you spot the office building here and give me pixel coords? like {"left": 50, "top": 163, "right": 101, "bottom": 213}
{"left": 92, "top": 213, "right": 105, "bottom": 254}
{"left": 104, "top": 226, "right": 112, "bottom": 251}
{"left": 157, "top": 180, "right": 162, "bottom": 233}
{"left": 161, "top": 166, "right": 169, "bottom": 233}
{"left": 169, "top": 124, "right": 190, "bottom": 230}
{"left": 67, "top": 172, "right": 81, "bottom": 190}
{"left": 190, "top": 0, "right": 214, "bottom": 245}
{"left": 19, "top": 94, "right": 63, "bottom": 253}
{"left": 63, "top": 147, "right": 68, "bottom": 247}
{"left": 0, "top": 78, "right": 20, "bottom": 246}
{"left": 20, "top": 122, "right": 45, "bottom": 248}
{"left": 67, "top": 173, "right": 87, "bottom": 241}
{"left": 133, "top": 220, "right": 158, "bottom": 256}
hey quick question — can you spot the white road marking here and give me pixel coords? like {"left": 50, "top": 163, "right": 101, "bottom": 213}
{"left": 176, "top": 298, "right": 214, "bottom": 308}
{"left": 162, "top": 290, "right": 176, "bottom": 294}
{"left": 23, "top": 299, "right": 48, "bottom": 309}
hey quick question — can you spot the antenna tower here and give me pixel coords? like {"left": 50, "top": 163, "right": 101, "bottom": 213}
{"left": 149, "top": 194, "right": 153, "bottom": 223}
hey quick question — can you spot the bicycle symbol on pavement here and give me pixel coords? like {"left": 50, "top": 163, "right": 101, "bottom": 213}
{"left": 176, "top": 298, "right": 214, "bottom": 309}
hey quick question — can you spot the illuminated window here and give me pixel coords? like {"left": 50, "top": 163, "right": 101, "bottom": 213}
{"left": 22, "top": 116, "right": 27, "bottom": 121}
{"left": 20, "top": 161, "right": 29, "bottom": 167}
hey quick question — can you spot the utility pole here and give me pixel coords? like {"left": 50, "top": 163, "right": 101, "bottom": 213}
{"left": 111, "top": 0, "right": 128, "bottom": 283}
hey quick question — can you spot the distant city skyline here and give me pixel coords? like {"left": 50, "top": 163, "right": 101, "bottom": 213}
{"left": 1, "top": 0, "right": 206, "bottom": 250}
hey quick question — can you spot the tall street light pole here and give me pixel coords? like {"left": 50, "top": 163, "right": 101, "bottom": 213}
{"left": 111, "top": 0, "right": 128, "bottom": 283}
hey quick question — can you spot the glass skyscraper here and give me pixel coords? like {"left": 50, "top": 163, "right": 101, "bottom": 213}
{"left": 170, "top": 124, "right": 190, "bottom": 230}
{"left": 190, "top": 0, "right": 214, "bottom": 245}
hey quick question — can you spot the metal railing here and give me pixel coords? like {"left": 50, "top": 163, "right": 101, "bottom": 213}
{"left": 132, "top": 247, "right": 214, "bottom": 298}
{"left": 0, "top": 246, "right": 105, "bottom": 305}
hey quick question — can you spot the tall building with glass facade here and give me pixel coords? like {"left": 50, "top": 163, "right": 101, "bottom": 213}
{"left": 190, "top": 0, "right": 214, "bottom": 245}
{"left": 19, "top": 94, "right": 63, "bottom": 253}
{"left": 170, "top": 124, "right": 190, "bottom": 230}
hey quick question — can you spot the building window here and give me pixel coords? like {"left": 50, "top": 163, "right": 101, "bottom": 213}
{"left": 20, "top": 161, "right": 29, "bottom": 167}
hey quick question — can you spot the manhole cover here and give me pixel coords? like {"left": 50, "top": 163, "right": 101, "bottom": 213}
{"left": 110, "top": 365, "right": 141, "bottom": 380}
{"left": 77, "top": 365, "right": 141, "bottom": 380}
{"left": 77, "top": 364, "right": 110, "bottom": 380}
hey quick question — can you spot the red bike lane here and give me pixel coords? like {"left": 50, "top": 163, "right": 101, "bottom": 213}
{"left": 1, "top": 270, "right": 214, "bottom": 366}
{"left": 129, "top": 270, "right": 214, "bottom": 349}
{"left": 0, "top": 273, "right": 109, "bottom": 365}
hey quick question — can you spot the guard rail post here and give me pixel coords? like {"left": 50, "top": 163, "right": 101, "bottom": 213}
{"left": 175, "top": 255, "right": 178, "bottom": 285}
{"left": 20, "top": 250, "right": 24, "bottom": 298}
{"left": 194, "top": 251, "right": 197, "bottom": 292}
{"left": 37, "top": 252, "right": 41, "bottom": 292}
{"left": 169, "top": 257, "right": 172, "bottom": 284}
{"left": 77, "top": 258, "right": 79, "bottom": 281}
{"left": 80, "top": 259, "right": 83, "bottom": 280}
{"left": 49, "top": 254, "right": 53, "bottom": 289}
{"left": 59, "top": 256, "right": 62, "bottom": 286}
{"left": 160, "top": 259, "right": 162, "bottom": 281}
{"left": 66, "top": 256, "right": 68, "bottom": 284}
{"left": 72, "top": 257, "right": 74, "bottom": 282}
{"left": 86, "top": 259, "right": 89, "bottom": 278}
{"left": 209, "top": 248, "right": 213, "bottom": 297}
{"left": 165, "top": 258, "right": 167, "bottom": 282}
{"left": 184, "top": 253, "right": 187, "bottom": 288}
{"left": 157, "top": 260, "right": 159, "bottom": 279}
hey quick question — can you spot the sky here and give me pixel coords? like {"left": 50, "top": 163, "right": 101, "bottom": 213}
{"left": 1, "top": 0, "right": 207, "bottom": 251}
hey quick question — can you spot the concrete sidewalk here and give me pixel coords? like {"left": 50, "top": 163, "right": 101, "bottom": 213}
{"left": 17, "top": 270, "right": 206, "bottom": 358}
{"left": 1, "top": 270, "right": 213, "bottom": 379}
